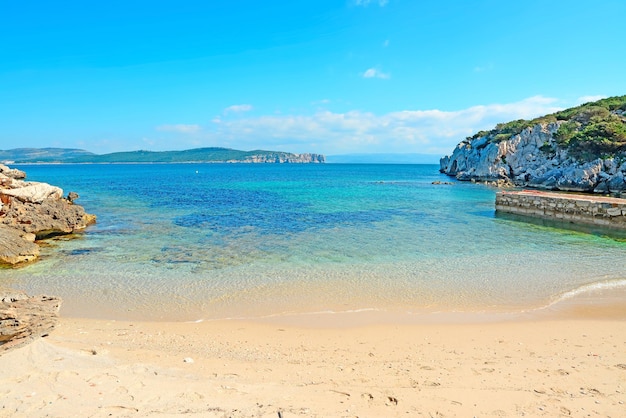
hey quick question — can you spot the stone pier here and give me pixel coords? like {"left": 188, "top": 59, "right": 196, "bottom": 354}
{"left": 495, "top": 190, "right": 626, "bottom": 230}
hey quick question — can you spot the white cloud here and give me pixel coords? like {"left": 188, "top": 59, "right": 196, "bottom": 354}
{"left": 576, "top": 95, "right": 607, "bottom": 104}
{"left": 383, "top": 39, "right": 390, "bottom": 47}
{"left": 201, "top": 96, "right": 564, "bottom": 156}
{"left": 473, "top": 63, "right": 493, "bottom": 73}
{"left": 156, "top": 124, "right": 201, "bottom": 134}
{"left": 224, "top": 104, "right": 253, "bottom": 114}
{"left": 363, "top": 68, "right": 390, "bottom": 79}
{"left": 355, "top": 0, "right": 388, "bottom": 6}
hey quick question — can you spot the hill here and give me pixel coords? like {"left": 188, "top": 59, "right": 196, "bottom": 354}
{"left": 440, "top": 95, "right": 626, "bottom": 194}
{"left": 0, "top": 147, "right": 325, "bottom": 164}
{"left": 0, "top": 148, "right": 95, "bottom": 163}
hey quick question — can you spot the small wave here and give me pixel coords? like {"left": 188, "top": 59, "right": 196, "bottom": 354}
{"left": 183, "top": 307, "right": 384, "bottom": 324}
{"left": 548, "top": 278, "right": 626, "bottom": 307}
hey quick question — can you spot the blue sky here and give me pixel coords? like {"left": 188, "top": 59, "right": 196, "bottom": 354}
{"left": 1, "top": 0, "right": 624, "bottom": 157}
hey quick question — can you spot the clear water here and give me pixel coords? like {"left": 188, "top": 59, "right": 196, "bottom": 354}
{"left": 2, "top": 163, "right": 625, "bottom": 321}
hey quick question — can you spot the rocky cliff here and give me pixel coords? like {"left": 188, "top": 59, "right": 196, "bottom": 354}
{"left": 440, "top": 95, "right": 626, "bottom": 194}
{"left": 0, "top": 164, "right": 96, "bottom": 265}
{"left": 237, "top": 152, "right": 325, "bottom": 163}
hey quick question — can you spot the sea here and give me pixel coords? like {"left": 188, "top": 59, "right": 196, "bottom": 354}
{"left": 2, "top": 163, "right": 626, "bottom": 322}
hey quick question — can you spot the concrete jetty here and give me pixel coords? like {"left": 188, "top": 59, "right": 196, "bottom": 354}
{"left": 495, "top": 190, "right": 626, "bottom": 230}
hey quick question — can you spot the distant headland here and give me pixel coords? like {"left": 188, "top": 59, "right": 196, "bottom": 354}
{"left": 0, "top": 147, "right": 325, "bottom": 164}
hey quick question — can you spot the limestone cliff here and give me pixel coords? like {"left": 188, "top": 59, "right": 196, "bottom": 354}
{"left": 235, "top": 152, "right": 325, "bottom": 163}
{"left": 0, "top": 164, "right": 96, "bottom": 266}
{"left": 440, "top": 96, "right": 626, "bottom": 194}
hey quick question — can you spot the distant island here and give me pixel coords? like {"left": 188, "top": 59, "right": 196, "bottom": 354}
{"left": 440, "top": 95, "right": 626, "bottom": 194}
{"left": 0, "top": 147, "right": 325, "bottom": 164}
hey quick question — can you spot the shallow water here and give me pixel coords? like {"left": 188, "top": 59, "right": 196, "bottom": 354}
{"left": 2, "top": 163, "right": 625, "bottom": 321}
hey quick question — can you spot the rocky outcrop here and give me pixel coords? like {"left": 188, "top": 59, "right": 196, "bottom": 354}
{"left": 0, "top": 164, "right": 96, "bottom": 265}
{"left": 440, "top": 122, "right": 626, "bottom": 194}
{"left": 0, "top": 289, "right": 61, "bottom": 353}
{"left": 0, "top": 225, "right": 39, "bottom": 265}
{"left": 1, "top": 182, "right": 63, "bottom": 203}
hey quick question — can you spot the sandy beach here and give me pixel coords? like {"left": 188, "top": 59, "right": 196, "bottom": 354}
{"left": 1, "top": 299, "right": 625, "bottom": 418}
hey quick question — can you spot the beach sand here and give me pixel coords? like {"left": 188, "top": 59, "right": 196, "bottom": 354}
{"left": 1, "top": 301, "right": 625, "bottom": 417}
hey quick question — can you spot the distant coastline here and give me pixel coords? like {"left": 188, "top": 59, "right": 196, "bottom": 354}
{"left": 0, "top": 147, "right": 325, "bottom": 164}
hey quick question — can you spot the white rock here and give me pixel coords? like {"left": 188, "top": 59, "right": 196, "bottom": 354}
{"left": 1, "top": 182, "right": 63, "bottom": 203}
{"left": 440, "top": 121, "right": 626, "bottom": 192}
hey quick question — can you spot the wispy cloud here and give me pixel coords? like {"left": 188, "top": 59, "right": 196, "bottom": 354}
{"left": 156, "top": 124, "right": 201, "bottom": 134}
{"left": 355, "top": 0, "right": 389, "bottom": 6}
{"left": 473, "top": 63, "right": 494, "bottom": 73}
{"left": 200, "top": 96, "right": 564, "bottom": 155}
{"left": 363, "top": 68, "right": 390, "bottom": 79}
{"left": 224, "top": 104, "right": 253, "bottom": 114}
{"left": 576, "top": 95, "right": 607, "bottom": 104}
{"left": 311, "top": 99, "right": 331, "bottom": 106}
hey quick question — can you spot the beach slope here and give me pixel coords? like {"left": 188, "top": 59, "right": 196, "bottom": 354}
{"left": 1, "top": 316, "right": 625, "bottom": 417}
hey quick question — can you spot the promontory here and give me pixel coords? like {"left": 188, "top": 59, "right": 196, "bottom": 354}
{"left": 440, "top": 95, "right": 626, "bottom": 194}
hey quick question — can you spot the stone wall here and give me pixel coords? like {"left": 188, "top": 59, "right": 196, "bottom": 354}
{"left": 495, "top": 191, "right": 626, "bottom": 230}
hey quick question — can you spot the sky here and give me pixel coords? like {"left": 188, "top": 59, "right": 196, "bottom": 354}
{"left": 1, "top": 0, "right": 625, "bottom": 158}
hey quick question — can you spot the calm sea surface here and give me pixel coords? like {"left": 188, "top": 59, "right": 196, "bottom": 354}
{"left": 2, "top": 163, "right": 625, "bottom": 321}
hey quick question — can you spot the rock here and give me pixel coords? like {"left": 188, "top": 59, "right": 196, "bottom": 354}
{"left": 238, "top": 152, "right": 325, "bottom": 163}
{"left": 440, "top": 122, "right": 626, "bottom": 193}
{"left": 1, "top": 196, "right": 96, "bottom": 239}
{"left": 0, "top": 225, "right": 39, "bottom": 265}
{"left": 0, "top": 289, "right": 61, "bottom": 353}
{"left": 555, "top": 160, "right": 603, "bottom": 192}
{"left": 594, "top": 181, "right": 610, "bottom": 194}
{"left": 608, "top": 172, "right": 626, "bottom": 192}
{"left": 0, "top": 174, "right": 13, "bottom": 188}
{"left": 0, "top": 164, "right": 26, "bottom": 180}
{"left": 1, "top": 182, "right": 63, "bottom": 203}
{"left": 0, "top": 164, "right": 96, "bottom": 264}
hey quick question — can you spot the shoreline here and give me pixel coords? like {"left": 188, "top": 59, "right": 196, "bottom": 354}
{"left": 2, "top": 306, "right": 624, "bottom": 417}
{"left": 1, "top": 288, "right": 625, "bottom": 416}
{"left": 50, "top": 275, "right": 626, "bottom": 326}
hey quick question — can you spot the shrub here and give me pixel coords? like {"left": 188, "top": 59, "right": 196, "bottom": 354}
{"left": 539, "top": 141, "right": 554, "bottom": 153}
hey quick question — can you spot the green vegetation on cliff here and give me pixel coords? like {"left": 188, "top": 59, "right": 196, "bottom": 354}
{"left": 469, "top": 95, "right": 626, "bottom": 161}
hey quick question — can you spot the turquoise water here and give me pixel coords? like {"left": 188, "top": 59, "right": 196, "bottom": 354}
{"left": 2, "top": 163, "right": 625, "bottom": 321}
